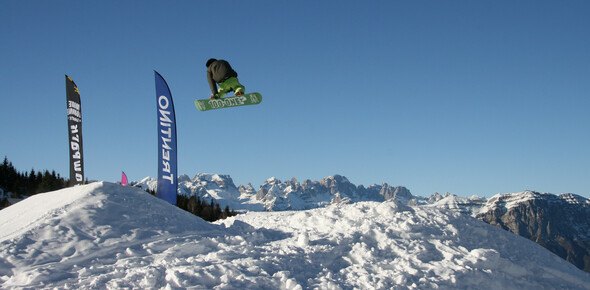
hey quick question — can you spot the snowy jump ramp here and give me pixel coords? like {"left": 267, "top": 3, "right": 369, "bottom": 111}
{"left": 0, "top": 182, "right": 588, "bottom": 289}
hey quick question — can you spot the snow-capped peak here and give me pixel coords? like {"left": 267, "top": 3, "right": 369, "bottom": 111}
{"left": 478, "top": 190, "right": 588, "bottom": 215}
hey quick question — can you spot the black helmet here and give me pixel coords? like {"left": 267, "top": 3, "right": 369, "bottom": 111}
{"left": 206, "top": 58, "right": 217, "bottom": 67}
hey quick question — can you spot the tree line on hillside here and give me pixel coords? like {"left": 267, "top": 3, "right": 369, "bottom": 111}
{"left": 176, "top": 194, "right": 237, "bottom": 222}
{"left": 0, "top": 156, "right": 68, "bottom": 198}
{"left": 117, "top": 185, "right": 238, "bottom": 222}
{"left": 144, "top": 188, "right": 238, "bottom": 222}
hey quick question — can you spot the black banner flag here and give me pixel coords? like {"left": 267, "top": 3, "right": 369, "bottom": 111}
{"left": 65, "top": 75, "right": 84, "bottom": 185}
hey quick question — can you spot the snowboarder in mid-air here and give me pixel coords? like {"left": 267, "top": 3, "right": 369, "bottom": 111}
{"left": 206, "top": 58, "right": 245, "bottom": 99}
{"left": 195, "top": 58, "right": 261, "bottom": 111}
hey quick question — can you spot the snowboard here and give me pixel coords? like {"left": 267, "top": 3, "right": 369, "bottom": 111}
{"left": 195, "top": 92, "right": 262, "bottom": 111}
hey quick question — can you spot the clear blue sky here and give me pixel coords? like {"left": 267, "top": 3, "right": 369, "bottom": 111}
{"left": 2, "top": 1, "right": 589, "bottom": 198}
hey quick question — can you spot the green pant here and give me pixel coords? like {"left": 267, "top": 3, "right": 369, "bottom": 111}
{"left": 217, "top": 77, "right": 245, "bottom": 98}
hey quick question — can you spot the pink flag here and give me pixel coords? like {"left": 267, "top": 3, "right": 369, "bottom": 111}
{"left": 121, "top": 171, "right": 128, "bottom": 186}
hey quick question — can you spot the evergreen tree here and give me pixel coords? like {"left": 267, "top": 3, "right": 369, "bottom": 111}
{"left": 223, "top": 206, "right": 231, "bottom": 219}
{"left": 187, "top": 196, "right": 198, "bottom": 215}
{"left": 0, "top": 157, "right": 18, "bottom": 193}
{"left": 215, "top": 203, "right": 222, "bottom": 220}
{"left": 176, "top": 194, "right": 187, "bottom": 210}
{"left": 0, "top": 157, "right": 9, "bottom": 190}
{"left": 27, "top": 169, "right": 37, "bottom": 195}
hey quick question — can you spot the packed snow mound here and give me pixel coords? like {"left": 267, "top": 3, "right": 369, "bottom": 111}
{"left": 0, "top": 182, "right": 218, "bottom": 287}
{"left": 223, "top": 202, "right": 590, "bottom": 289}
{"left": 1, "top": 183, "right": 589, "bottom": 289}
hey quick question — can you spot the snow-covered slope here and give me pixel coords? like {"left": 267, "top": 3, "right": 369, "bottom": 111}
{"left": 1, "top": 183, "right": 589, "bottom": 289}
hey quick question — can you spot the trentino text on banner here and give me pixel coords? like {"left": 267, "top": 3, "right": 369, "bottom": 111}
{"left": 154, "top": 71, "right": 177, "bottom": 204}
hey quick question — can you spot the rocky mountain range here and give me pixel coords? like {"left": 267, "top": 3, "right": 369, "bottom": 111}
{"left": 137, "top": 174, "right": 416, "bottom": 212}
{"left": 136, "top": 173, "right": 590, "bottom": 273}
{"left": 476, "top": 191, "right": 590, "bottom": 272}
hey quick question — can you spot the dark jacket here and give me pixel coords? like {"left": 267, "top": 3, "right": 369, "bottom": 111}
{"left": 207, "top": 60, "right": 238, "bottom": 95}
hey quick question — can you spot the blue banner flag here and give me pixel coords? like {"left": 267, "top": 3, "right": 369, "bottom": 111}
{"left": 154, "top": 71, "right": 177, "bottom": 204}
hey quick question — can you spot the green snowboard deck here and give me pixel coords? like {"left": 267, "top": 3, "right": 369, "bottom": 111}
{"left": 195, "top": 92, "right": 262, "bottom": 111}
